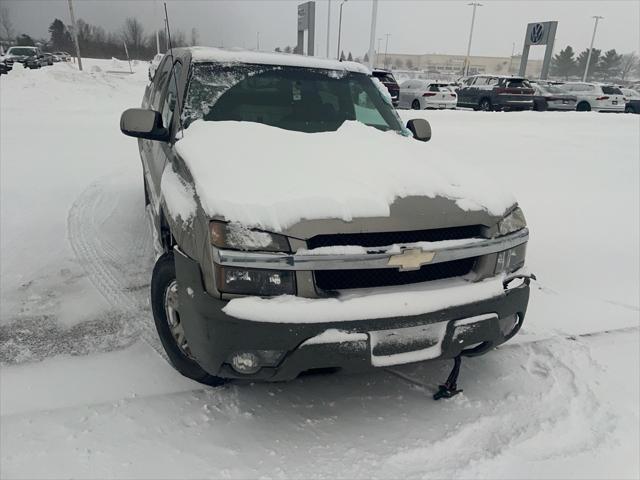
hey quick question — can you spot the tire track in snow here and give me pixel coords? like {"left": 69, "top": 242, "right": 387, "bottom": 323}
{"left": 66, "top": 177, "right": 159, "bottom": 349}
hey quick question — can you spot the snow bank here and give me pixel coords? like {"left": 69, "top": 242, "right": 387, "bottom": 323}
{"left": 190, "top": 46, "right": 369, "bottom": 74}
{"left": 175, "top": 120, "right": 516, "bottom": 231}
{"left": 223, "top": 274, "right": 506, "bottom": 323}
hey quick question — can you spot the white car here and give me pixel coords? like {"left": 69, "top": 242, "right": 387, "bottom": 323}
{"left": 398, "top": 79, "right": 457, "bottom": 110}
{"left": 561, "top": 82, "right": 625, "bottom": 112}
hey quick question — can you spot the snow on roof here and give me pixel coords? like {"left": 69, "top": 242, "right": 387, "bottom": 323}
{"left": 188, "top": 46, "right": 370, "bottom": 74}
{"left": 174, "top": 120, "right": 516, "bottom": 232}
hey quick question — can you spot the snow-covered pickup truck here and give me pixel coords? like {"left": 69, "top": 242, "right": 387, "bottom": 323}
{"left": 120, "top": 47, "right": 532, "bottom": 393}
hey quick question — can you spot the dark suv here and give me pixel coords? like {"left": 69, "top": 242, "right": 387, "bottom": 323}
{"left": 457, "top": 75, "right": 534, "bottom": 111}
{"left": 371, "top": 69, "right": 400, "bottom": 107}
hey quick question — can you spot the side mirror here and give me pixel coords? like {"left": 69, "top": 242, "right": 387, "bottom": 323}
{"left": 120, "top": 108, "right": 170, "bottom": 142}
{"left": 406, "top": 118, "right": 432, "bottom": 142}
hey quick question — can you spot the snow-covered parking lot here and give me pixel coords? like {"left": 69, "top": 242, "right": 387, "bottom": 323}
{"left": 1, "top": 59, "right": 638, "bottom": 479}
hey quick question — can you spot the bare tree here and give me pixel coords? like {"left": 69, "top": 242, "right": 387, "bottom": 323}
{"left": 190, "top": 27, "right": 199, "bottom": 47}
{"left": 620, "top": 52, "right": 639, "bottom": 81}
{"left": 122, "top": 17, "right": 144, "bottom": 56}
{"left": 0, "top": 6, "right": 15, "bottom": 40}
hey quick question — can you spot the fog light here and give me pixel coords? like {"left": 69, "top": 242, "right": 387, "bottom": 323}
{"left": 498, "top": 314, "right": 520, "bottom": 337}
{"left": 230, "top": 352, "right": 260, "bottom": 374}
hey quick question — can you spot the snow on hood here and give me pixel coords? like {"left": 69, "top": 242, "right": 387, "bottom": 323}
{"left": 174, "top": 120, "right": 516, "bottom": 232}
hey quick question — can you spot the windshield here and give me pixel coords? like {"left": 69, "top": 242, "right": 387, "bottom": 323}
{"left": 182, "top": 63, "right": 404, "bottom": 134}
{"left": 8, "top": 47, "right": 36, "bottom": 56}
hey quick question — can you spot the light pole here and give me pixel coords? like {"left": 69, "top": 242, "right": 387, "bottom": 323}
{"left": 508, "top": 41, "right": 515, "bottom": 74}
{"left": 67, "top": 0, "right": 82, "bottom": 71}
{"left": 326, "top": 0, "right": 331, "bottom": 58}
{"left": 377, "top": 37, "right": 381, "bottom": 67}
{"left": 464, "top": 2, "right": 482, "bottom": 76}
{"left": 583, "top": 16, "right": 603, "bottom": 82}
{"left": 384, "top": 33, "right": 391, "bottom": 69}
{"left": 336, "top": 0, "right": 348, "bottom": 60}
{"left": 367, "top": 0, "right": 378, "bottom": 68}
{"left": 256, "top": 31, "right": 260, "bottom": 51}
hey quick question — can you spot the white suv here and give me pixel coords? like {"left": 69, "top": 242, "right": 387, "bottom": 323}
{"left": 561, "top": 83, "right": 625, "bottom": 112}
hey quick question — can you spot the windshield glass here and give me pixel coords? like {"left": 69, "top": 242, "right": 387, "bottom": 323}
{"left": 182, "top": 63, "right": 404, "bottom": 134}
{"left": 8, "top": 47, "right": 36, "bottom": 56}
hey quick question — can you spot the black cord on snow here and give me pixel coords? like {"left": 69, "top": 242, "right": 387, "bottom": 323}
{"left": 433, "top": 355, "right": 463, "bottom": 400}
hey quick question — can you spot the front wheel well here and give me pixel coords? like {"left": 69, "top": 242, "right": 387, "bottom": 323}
{"left": 159, "top": 209, "right": 177, "bottom": 252}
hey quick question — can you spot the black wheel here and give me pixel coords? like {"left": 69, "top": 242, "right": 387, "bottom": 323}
{"left": 534, "top": 99, "right": 548, "bottom": 112}
{"left": 625, "top": 104, "right": 637, "bottom": 114}
{"left": 151, "top": 252, "right": 227, "bottom": 386}
{"left": 576, "top": 101, "right": 591, "bottom": 112}
{"left": 479, "top": 98, "right": 492, "bottom": 111}
{"left": 411, "top": 99, "right": 421, "bottom": 110}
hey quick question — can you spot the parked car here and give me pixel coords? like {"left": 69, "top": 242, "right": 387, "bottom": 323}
{"left": 148, "top": 53, "right": 164, "bottom": 81}
{"left": 119, "top": 47, "right": 532, "bottom": 391}
{"left": 41, "top": 53, "right": 54, "bottom": 66}
{"left": 620, "top": 88, "right": 640, "bottom": 114}
{"left": 398, "top": 79, "right": 457, "bottom": 110}
{"left": 5, "top": 46, "right": 45, "bottom": 68}
{"left": 371, "top": 69, "right": 399, "bottom": 107}
{"left": 561, "top": 83, "right": 625, "bottom": 112}
{"left": 532, "top": 83, "right": 577, "bottom": 111}
{"left": 456, "top": 75, "right": 534, "bottom": 111}
{"left": 54, "top": 51, "right": 71, "bottom": 62}
{"left": 0, "top": 56, "right": 13, "bottom": 75}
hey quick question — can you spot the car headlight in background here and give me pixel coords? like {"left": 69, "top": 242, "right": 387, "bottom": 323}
{"left": 215, "top": 265, "right": 296, "bottom": 296}
{"left": 210, "top": 220, "right": 290, "bottom": 252}
{"left": 498, "top": 207, "right": 527, "bottom": 236}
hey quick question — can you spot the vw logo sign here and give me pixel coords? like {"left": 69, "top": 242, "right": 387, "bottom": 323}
{"left": 530, "top": 23, "right": 544, "bottom": 44}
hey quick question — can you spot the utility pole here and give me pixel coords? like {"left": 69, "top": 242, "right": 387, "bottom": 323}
{"left": 583, "top": 16, "right": 603, "bottom": 82}
{"left": 257, "top": 31, "right": 260, "bottom": 51}
{"left": 336, "top": 0, "right": 347, "bottom": 60}
{"left": 384, "top": 33, "right": 390, "bottom": 69}
{"left": 67, "top": 0, "right": 82, "bottom": 71}
{"left": 154, "top": 0, "right": 160, "bottom": 54}
{"left": 508, "top": 41, "right": 515, "bottom": 74}
{"left": 367, "top": 0, "right": 378, "bottom": 69}
{"left": 464, "top": 2, "right": 482, "bottom": 76}
{"left": 377, "top": 37, "right": 381, "bottom": 68}
{"left": 326, "top": 0, "right": 331, "bottom": 58}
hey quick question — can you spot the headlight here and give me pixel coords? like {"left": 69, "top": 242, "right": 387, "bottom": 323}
{"left": 498, "top": 207, "right": 527, "bottom": 236}
{"left": 210, "top": 221, "right": 290, "bottom": 252}
{"left": 495, "top": 243, "right": 527, "bottom": 274}
{"left": 215, "top": 265, "right": 296, "bottom": 296}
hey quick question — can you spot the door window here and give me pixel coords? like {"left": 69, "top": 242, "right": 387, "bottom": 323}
{"left": 150, "top": 57, "right": 172, "bottom": 111}
{"left": 161, "top": 62, "right": 183, "bottom": 130}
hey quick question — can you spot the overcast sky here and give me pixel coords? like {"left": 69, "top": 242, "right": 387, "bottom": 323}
{"left": 3, "top": 0, "right": 639, "bottom": 59}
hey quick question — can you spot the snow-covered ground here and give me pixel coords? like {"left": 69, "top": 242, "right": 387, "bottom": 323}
{"left": 1, "top": 59, "right": 638, "bottom": 479}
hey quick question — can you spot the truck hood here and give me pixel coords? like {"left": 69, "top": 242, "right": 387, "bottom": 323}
{"left": 172, "top": 120, "right": 516, "bottom": 233}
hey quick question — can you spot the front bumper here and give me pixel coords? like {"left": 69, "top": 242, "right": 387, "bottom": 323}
{"left": 175, "top": 249, "right": 531, "bottom": 381}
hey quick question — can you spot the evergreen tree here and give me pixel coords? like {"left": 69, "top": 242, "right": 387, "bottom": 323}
{"left": 16, "top": 33, "right": 35, "bottom": 46}
{"left": 550, "top": 45, "right": 577, "bottom": 80}
{"left": 48, "top": 19, "right": 72, "bottom": 51}
{"left": 576, "top": 48, "right": 601, "bottom": 81}
{"left": 598, "top": 49, "right": 623, "bottom": 80}
{"left": 347, "top": 51, "right": 353, "bottom": 61}
{"left": 363, "top": 52, "right": 369, "bottom": 63}
{"left": 339, "top": 50, "right": 345, "bottom": 61}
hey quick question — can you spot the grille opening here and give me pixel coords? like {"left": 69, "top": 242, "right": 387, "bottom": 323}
{"left": 307, "top": 225, "right": 483, "bottom": 250}
{"left": 315, "top": 257, "right": 477, "bottom": 291}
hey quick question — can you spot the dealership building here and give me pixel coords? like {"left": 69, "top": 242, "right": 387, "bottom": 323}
{"left": 375, "top": 52, "right": 544, "bottom": 78}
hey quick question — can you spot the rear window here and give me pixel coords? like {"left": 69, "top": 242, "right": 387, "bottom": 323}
{"left": 601, "top": 86, "right": 623, "bottom": 95}
{"left": 506, "top": 79, "right": 532, "bottom": 88}
{"left": 373, "top": 72, "right": 396, "bottom": 84}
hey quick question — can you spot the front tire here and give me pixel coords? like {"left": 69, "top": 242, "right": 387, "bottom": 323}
{"left": 151, "top": 252, "right": 227, "bottom": 386}
{"left": 534, "top": 99, "right": 548, "bottom": 111}
{"left": 411, "top": 99, "right": 421, "bottom": 110}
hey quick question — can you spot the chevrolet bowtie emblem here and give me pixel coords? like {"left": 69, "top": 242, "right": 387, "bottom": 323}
{"left": 387, "top": 249, "right": 436, "bottom": 271}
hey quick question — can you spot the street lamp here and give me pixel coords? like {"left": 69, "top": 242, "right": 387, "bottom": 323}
{"left": 583, "top": 16, "right": 604, "bottom": 81}
{"left": 464, "top": 2, "right": 483, "bottom": 76}
{"left": 336, "top": 0, "right": 348, "bottom": 60}
{"left": 384, "top": 33, "right": 391, "bottom": 69}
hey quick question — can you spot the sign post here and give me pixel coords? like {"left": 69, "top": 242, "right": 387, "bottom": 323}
{"left": 518, "top": 21, "right": 558, "bottom": 79}
{"left": 296, "top": 1, "right": 316, "bottom": 56}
